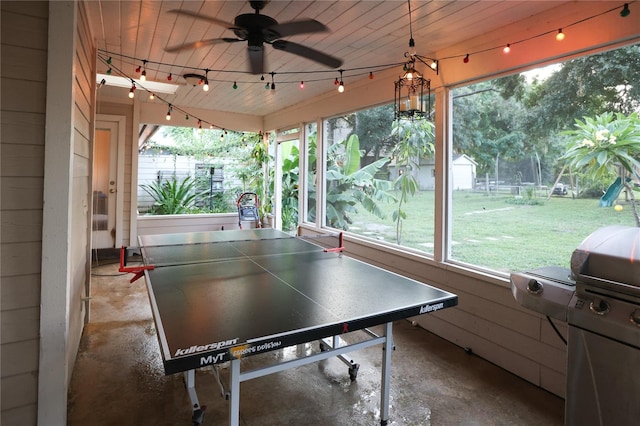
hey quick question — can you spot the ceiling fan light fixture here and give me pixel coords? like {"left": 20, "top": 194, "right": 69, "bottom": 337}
{"left": 183, "top": 73, "right": 207, "bottom": 86}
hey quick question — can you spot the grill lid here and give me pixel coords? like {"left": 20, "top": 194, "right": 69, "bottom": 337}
{"left": 570, "top": 225, "right": 640, "bottom": 294}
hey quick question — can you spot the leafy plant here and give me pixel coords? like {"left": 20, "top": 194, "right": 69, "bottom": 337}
{"left": 390, "top": 118, "right": 435, "bottom": 244}
{"left": 310, "top": 134, "right": 394, "bottom": 230}
{"left": 280, "top": 143, "right": 299, "bottom": 231}
{"left": 562, "top": 112, "right": 640, "bottom": 226}
{"left": 140, "top": 175, "right": 203, "bottom": 215}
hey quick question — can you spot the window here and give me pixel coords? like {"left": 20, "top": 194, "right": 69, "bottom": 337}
{"left": 320, "top": 103, "right": 436, "bottom": 254}
{"left": 449, "top": 44, "right": 640, "bottom": 274}
{"left": 137, "top": 126, "right": 260, "bottom": 215}
{"left": 304, "top": 122, "right": 318, "bottom": 224}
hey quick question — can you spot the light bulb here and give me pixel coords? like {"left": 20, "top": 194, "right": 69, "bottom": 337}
{"left": 338, "top": 81, "right": 344, "bottom": 93}
{"left": 300, "top": 81, "right": 304, "bottom": 89}
{"left": 503, "top": 44, "right": 511, "bottom": 54}
{"left": 166, "top": 112, "right": 171, "bottom": 121}
{"left": 167, "top": 73, "right": 172, "bottom": 81}
{"left": 203, "top": 80, "right": 209, "bottom": 91}
{"left": 149, "top": 93, "right": 155, "bottom": 100}
{"left": 430, "top": 60, "right": 438, "bottom": 70}
{"left": 463, "top": 54, "right": 469, "bottom": 63}
{"left": 140, "top": 70, "right": 146, "bottom": 81}
{"left": 233, "top": 81, "right": 238, "bottom": 90}
{"left": 556, "top": 29, "right": 565, "bottom": 41}
{"left": 620, "top": 3, "right": 630, "bottom": 17}
{"left": 129, "top": 88, "right": 134, "bottom": 98}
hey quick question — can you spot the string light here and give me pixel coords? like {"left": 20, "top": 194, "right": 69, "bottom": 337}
{"left": 96, "top": 1, "right": 628, "bottom": 128}
{"left": 100, "top": 55, "right": 229, "bottom": 135}
{"left": 97, "top": 2, "right": 629, "bottom": 96}
{"left": 300, "top": 81, "right": 304, "bottom": 89}
{"left": 203, "top": 69, "right": 210, "bottom": 91}
{"left": 620, "top": 3, "right": 630, "bottom": 17}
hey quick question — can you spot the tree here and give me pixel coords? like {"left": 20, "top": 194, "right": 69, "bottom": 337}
{"left": 391, "top": 118, "right": 435, "bottom": 244}
{"left": 562, "top": 112, "right": 640, "bottom": 226}
{"left": 452, "top": 84, "right": 527, "bottom": 178}
{"left": 307, "top": 134, "right": 395, "bottom": 229}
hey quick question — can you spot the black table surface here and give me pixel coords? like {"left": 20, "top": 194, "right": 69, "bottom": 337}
{"left": 139, "top": 229, "right": 458, "bottom": 374}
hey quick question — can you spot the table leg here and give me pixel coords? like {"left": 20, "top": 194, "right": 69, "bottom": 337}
{"left": 184, "top": 370, "right": 206, "bottom": 425}
{"left": 380, "top": 322, "right": 393, "bottom": 425}
{"left": 229, "top": 358, "right": 241, "bottom": 426}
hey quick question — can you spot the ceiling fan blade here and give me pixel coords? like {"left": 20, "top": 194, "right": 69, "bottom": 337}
{"left": 167, "top": 9, "right": 235, "bottom": 30}
{"left": 269, "top": 19, "right": 328, "bottom": 38}
{"left": 248, "top": 48, "right": 265, "bottom": 75}
{"left": 272, "top": 40, "right": 342, "bottom": 69}
{"left": 165, "top": 38, "right": 233, "bottom": 53}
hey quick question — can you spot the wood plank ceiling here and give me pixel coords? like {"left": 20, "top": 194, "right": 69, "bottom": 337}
{"left": 86, "top": 1, "right": 566, "bottom": 117}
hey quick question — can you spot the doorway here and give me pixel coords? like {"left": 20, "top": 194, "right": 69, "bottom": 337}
{"left": 92, "top": 116, "right": 125, "bottom": 249}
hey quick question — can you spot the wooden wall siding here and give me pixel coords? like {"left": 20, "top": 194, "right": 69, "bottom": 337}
{"left": 67, "top": 0, "right": 95, "bottom": 385}
{"left": 0, "top": 1, "right": 49, "bottom": 424}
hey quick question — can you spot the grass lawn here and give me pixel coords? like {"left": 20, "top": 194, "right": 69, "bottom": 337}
{"left": 345, "top": 189, "right": 636, "bottom": 273}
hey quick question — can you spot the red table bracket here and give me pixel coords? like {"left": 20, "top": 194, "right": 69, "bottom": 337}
{"left": 119, "top": 246, "right": 155, "bottom": 283}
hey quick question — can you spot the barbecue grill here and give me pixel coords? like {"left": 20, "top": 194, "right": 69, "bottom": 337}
{"left": 511, "top": 225, "right": 640, "bottom": 426}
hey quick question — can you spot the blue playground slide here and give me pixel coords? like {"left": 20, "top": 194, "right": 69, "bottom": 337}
{"left": 599, "top": 177, "right": 630, "bottom": 207}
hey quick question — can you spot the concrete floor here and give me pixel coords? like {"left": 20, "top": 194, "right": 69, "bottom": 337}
{"left": 68, "top": 259, "right": 564, "bottom": 426}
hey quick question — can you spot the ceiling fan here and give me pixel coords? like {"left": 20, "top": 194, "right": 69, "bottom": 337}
{"left": 166, "top": 0, "right": 343, "bottom": 75}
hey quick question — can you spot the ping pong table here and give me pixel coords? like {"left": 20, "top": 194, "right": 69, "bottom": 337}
{"left": 136, "top": 228, "right": 457, "bottom": 425}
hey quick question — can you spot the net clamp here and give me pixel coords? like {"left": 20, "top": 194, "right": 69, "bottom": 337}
{"left": 119, "top": 246, "right": 155, "bottom": 283}
{"left": 323, "top": 232, "right": 345, "bottom": 253}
